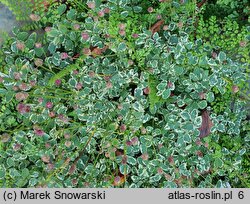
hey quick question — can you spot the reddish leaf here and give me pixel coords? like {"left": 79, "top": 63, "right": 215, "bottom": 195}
{"left": 113, "top": 175, "right": 125, "bottom": 186}
{"left": 90, "top": 45, "right": 109, "bottom": 57}
{"left": 91, "top": 47, "right": 102, "bottom": 56}
{"left": 115, "top": 149, "right": 124, "bottom": 156}
{"left": 149, "top": 20, "right": 164, "bottom": 34}
{"left": 198, "top": 110, "right": 213, "bottom": 138}
{"left": 72, "top": 53, "right": 80, "bottom": 59}
{"left": 32, "top": 0, "right": 51, "bottom": 11}
{"left": 69, "top": 164, "right": 76, "bottom": 175}
{"left": 197, "top": 0, "right": 207, "bottom": 8}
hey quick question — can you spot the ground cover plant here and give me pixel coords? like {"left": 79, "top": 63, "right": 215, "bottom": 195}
{"left": 0, "top": 0, "right": 249, "bottom": 187}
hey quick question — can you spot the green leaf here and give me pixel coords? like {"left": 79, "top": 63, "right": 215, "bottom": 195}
{"left": 156, "top": 82, "right": 167, "bottom": 91}
{"left": 208, "top": 58, "right": 217, "bottom": 66}
{"left": 168, "top": 35, "right": 178, "bottom": 45}
{"left": 183, "top": 134, "right": 191, "bottom": 143}
{"left": 0, "top": 88, "right": 7, "bottom": 95}
{"left": 222, "top": 147, "right": 230, "bottom": 155}
{"left": 5, "top": 56, "right": 14, "bottom": 64}
{"left": 239, "top": 148, "right": 246, "bottom": 156}
{"left": 9, "top": 168, "right": 20, "bottom": 178}
{"left": 12, "top": 27, "right": 19, "bottom": 36}
{"left": 217, "top": 123, "right": 225, "bottom": 132}
{"left": 185, "top": 42, "right": 193, "bottom": 50}
{"left": 206, "top": 92, "right": 214, "bottom": 103}
{"left": 190, "top": 109, "right": 198, "bottom": 119}
{"left": 188, "top": 56, "right": 198, "bottom": 65}
{"left": 121, "top": 11, "right": 129, "bottom": 17}
{"left": 48, "top": 42, "right": 57, "bottom": 54}
{"left": 198, "top": 56, "right": 208, "bottom": 66}
{"left": 127, "top": 156, "right": 137, "bottom": 165}
{"left": 57, "top": 4, "right": 67, "bottom": 15}
{"left": 69, "top": 78, "right": 77, "bottom": 87}
{"left": 5, "top": 91, "right": 15, "bottom": 103}
{"left": 214, "top": 158, "right": 223, "bottom": 168}
{"left": 34, "top": 48, "right": 44, "bottom": 57}
{"left": 26, "top": 39, "right": 35, "bottom": 49}
{"left": 148, "top": 75, "right": 164, "bottom": 113}
{"left": 85, "top": 164, "right": 94, "bottom": 174}
{"left": 218, "top": 51, "right": 226, "bottom": 62}
{"left": 47, "top": 29, "right": 61, "bottom": 38}
{"left": 164, "top": 181, "right": 177, "bottom": 188}
{"left": 183, "top": 123, "right": 194, "bottom": 131}
{"left": 169, "top": 23, "right": 176, "bottom": 31}
{"left": 117, "top": 42, "right": 127, "bottom": 52}
{"left": 108, "top": 123, "right": 118, "bottom": 131}
{"left": 48, "top": 63, "right": 80, "bottom": 86}
{"left": 194, "top": 116, "right": 202, "bottom": 126}
{"left": 177, "top": 100, "right": 185, "bottom": 107}
{"left": 30, "top": 114, "right": 38, "bottom": 123}
{"left": 29, "top": 178, "right": 38, "bottom": 186}
{"left": 17, "top": 32, "right": 29, "bottom": 41}
{"left": 198, "top": 100, "right": 207, "bottom": 109}
{"left": 11, "top": 42, "right": 18, "bottom": 53}
{"left": 189, "top": 73, "right": 199, "bottom": 81}
{"left": 180, "top": 111, "right": 190, "bottom": 120}
{"left": 28, "top": 32, "right": 37, "bottom": 41}
{"left": 150, "top": 174, "right": 161, "bottom": 182}
{"left": 209, "top": 75, "right": 218, "bottom": 86}
{"left": 21, "top": 168, "right": 30, "bottom": 178}
{"left": 215, "top": 180, "right": 224, "bottom": 188}
{"left": 6, "top": 158, "right": 15, "bottom": 167}
{"left": 67, "top": 9, "right": 77, "bottom": 20}
{"left": 133, "top": 6, "right": 142, "bottom": 13}
{"left": 64, "top": 39, "right": 74, "bottom": 51}
{"left": 147, "top": 60, "right": 158, "bottom": 68}
{"left": 162, "top": 89, "right": 171, "bottom": 99}
{"left": 119, "top": 164, "right": 130, "bottom": 175}
{"left": 177, "top": 136, "right": 185, "bottom": 146}
{"left": 174, "top": 66, "right": 184, "bottom": 75}
{"left": 0, "top": 167, "right": 5, "bottom": 179}
{"left": 52, "top": 53, "right": 61, "bottom": 66}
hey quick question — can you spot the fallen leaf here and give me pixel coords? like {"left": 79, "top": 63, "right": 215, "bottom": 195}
{"left": 90, "top": 45, "right": 109, "bottom": 57}
{"left": 69, "top": 164, "right": 76, "bottom": 175}
{"left": 198, "top": 110, "right": 213, "bottom": 138}
{"left": 150, "top": 20, "right": 164, "bottom": 34}
{"left": 197, "top": 0, "right": 207, "bottom": 8}
{"left": 115, "top": 149, "right": 124, "bottom": 156}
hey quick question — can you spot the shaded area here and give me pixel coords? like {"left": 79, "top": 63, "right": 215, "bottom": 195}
{"left": 0, "top": 3, "right": 20, "bottom": 33}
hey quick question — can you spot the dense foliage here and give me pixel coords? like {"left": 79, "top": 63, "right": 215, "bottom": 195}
{"left": 0, "top": 0, "right": 47, "bottom": 20}
{"left": 0, "top": 0, "right": 249, "bottom": 187}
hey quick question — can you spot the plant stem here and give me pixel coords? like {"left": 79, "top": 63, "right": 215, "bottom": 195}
{"left": 68, "top": 127, "right": 97, "bottom": 174}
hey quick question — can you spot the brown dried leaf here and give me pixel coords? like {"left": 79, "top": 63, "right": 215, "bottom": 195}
{"left": 115, "top": 149, "right": 124, "bottom": 156}
{"left": 198, "top": 110, "right": 213, "bottom": 138}
{"left": 90, "top": 45, "right": 109, "bottom": 57}
{"left": 69, "top": 164, "right": 76, "bottom": 175}
{"left": 91, "top": 47, "right": 102, "bottom": 55}
{"left": 197, "top": 0, "right": 207, "bottom": 8}
{"left": 149, "top": 20, "right": 164, "bottom": 34}
{"left": 32, "top": 0, "right": 52, "bottom": 11}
